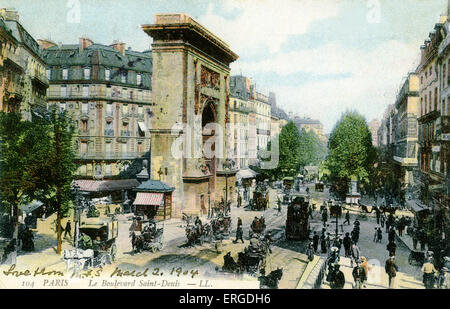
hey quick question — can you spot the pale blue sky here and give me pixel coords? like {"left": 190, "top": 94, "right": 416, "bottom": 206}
{"left": 3, "top": 0, "right": 448, "bottom": 133}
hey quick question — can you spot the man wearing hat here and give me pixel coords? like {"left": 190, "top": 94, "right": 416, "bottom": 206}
{"left": 385, "top": 256, "right": 399, "bottom": 289}
{"left": 422, "top": 257, "right": 438, "bottom": 289}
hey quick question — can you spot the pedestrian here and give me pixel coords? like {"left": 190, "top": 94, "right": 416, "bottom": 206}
{"left": 313, "top": 231, "right": 319, "bottom": 253}
{"left": 326, "top": 233, "right": 332, "bottom": 251}
{"left": 352, "top": 262, "right": 365, "bottom": 289}
{"left": 64, "top": 220, "right": 72, "bottom": 239}
{"left": 386, "top": 240, "right": 397, "bottom": 257}
{"left": 377, "top": 227, "right": 383, "bottom": 243}
{"left": 351, "top": 228, "right": 359, "bottom": 244}
{"left": 234, "top": 224, "right": 244, "bottom": 244}
{"left": 354, "top": 218, "right": 360, "bottom": 229}
{"left": 388, "top": 228, "right": 396, "bottom": 243}
{"left": 308, "top": 205, "right": 313, "bottom": 219}
{"left": 344, "top": 210, "right": 350, "bottom": 225}
{"left": 322, "top": 209, "right": 328, "bottom": 227}
{"left": 411, "top": 228, "right": 418, "bottom": 250}
{"left": 373, "top": 227, "right": 378, "bottom": 242}
{"left": 422, "top": 258, "right": 438, "bottom": 289}
{"left": 375, "top": 207, "right": 381, "bottom": 225}
{"left": 385, "top": 256, "right": 399, "bottom": 289}
{"left": 41, "top": 205, "right": 46, "bottom": 221}
{"left": 329, "top": 264, "right": 346, "bottom": 289}
{"left": 321, "top": 234, "right": 327, "bottom": 254}
{"left": 306, "top": 241, "right": 315, "bottom": 261}
{"left": 380, "top": 214, "right": 385, "bottom": 228}
{"left": 360, "top": 256, "right": 372, "bottom": 288}
{"left": 351, "top": 242, "right": 360, "bottom": 268}
{"left": 343, "top": 233, "right": 352, "bottom": 257}
{"left": 237, "top": 193, "right": 242, "bottom": 208}
{"left": 277, "top": 198, "right": 282, "bottom": 216}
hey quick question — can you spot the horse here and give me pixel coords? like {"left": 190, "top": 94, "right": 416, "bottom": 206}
{"left": 185, "top": 225, "right": 201, "bottom": 246}
{"left": 131, "top": 232, "right": 144, "bottom": 253}
{"left": 259, "top": 268, "right": 283, "bottom": 289}
{"left": 222, "top": 251, "right": 241, "bottom": 273}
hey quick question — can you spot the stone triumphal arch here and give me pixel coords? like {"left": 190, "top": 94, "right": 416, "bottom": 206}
{"left": 142, "top": 14, "right": 239, "bottom": 217}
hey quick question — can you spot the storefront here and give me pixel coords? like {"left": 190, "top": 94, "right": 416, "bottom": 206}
{"left": 133, "top": 179, "right": 175, "bottom": 221}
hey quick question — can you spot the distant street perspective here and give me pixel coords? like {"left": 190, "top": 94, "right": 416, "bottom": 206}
{"left": 0, "top": 1, "right": 449, "bottom": 290}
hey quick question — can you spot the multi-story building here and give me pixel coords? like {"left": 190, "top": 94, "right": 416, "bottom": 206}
{"left": 417, "top": 16, "right": 447, "bottom": 204}
{"left": 393, "top": 73, "right": 420, "bottom": 186}
{"left": 41, "top": 38, "right": 153, "bottom": 187}
{"left": 229, "top": 75, "right": 252, "bottom": 170}
{"left": 292, "top": 116, "right": 326, "bottom": 143}
{"left": 254, "top": 91, "right": 271, "bottom": 152}
{"left": 368, "top": 119, "right": 381, "bottom": 147}
{"left": 0, "top": 9, "right": 48, "bottom": 119}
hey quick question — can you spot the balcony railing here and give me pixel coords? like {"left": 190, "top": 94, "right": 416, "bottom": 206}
{"left": 75, "top": 152, "right": 147, "bottom": 160}
{"left": 121, "top": 130, "right": 131, "bottom": 137}
{"left": 104, "top": 129, "right": 114, "bottom": 136}
{"left": 47, "top": 89, "right": 152, "bottom": 103}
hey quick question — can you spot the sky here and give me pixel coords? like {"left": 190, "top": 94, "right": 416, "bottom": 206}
{"left": 2, "top": 0, "right": 449, "bottom": 133}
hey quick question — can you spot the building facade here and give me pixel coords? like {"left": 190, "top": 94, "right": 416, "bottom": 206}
{"left": 41, "top": 38, "right": 153, "bottom": 183}
{"left": 368, "top": 119, "right": 381, "bottom": 147}
{"left": 393, "top": 73, "right": 420, "bottom": 186}
{"left": 417, "top": 17, "right": 447, "bottom": 204}
{"left": 0, "top": 9, "right": 48, "bottom": 119}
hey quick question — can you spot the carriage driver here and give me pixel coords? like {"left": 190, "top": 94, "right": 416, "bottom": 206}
{"left": 195, "top": 217, "right": 203, "bottom": 234}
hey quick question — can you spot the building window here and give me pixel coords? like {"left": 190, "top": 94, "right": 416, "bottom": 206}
{"left": 62, "top": 68, "right": 68, "bottom": 80}
{"left": 81, "top": 102, "right": 89, "bottom": 115}
{"left": 84, "top": 67, "right": 91, "bottom": 80}
{"left": 138, "top": 105, "right": 143, "bottom": 116}
{"left": 435, "top": 87, "right": 438, "bottom": 111}
{"left": 105, "top": 164, "right": 112, "bottom": 176}
{"left": 46, "top": 68, "right": 51, "bottom": 80}
{"left": 122, "top": 88, "right": 127, "bottom": 99}
{"left": 106, "top": 103, "right": 113, "bottom": 116}
{"left": 121, "top": 142, "right": 127, "bottom": 154}
{"left": 80, "top": 119, "right": 88, "bottom": 131}
{"left": 105, "top": 69, "right": 110, "bottom": 81}
{"left": 105, "top": 142, "right": 112, "bottom": 154}
{"left": 60, "top": 85, "right": 67, "bottom": 98}
{"left": 80, "top": 141, "right": 88, "bottom": 153}
{"left": 444, "top": 64, "right": 447, "bottom": 88}
{"left": 122, "top": 104, "right": 128, "bottom": 115}
{"left": 121, "top": 72, "right": 127, "bottom": 83}
{"left": 106, "top": 85, "right": 111, "bottom": 97}
{"left": 59, "top": 102, "right": 66, "bottom": 111}
{"left": 429, "top": 91, "right": 432, "bottom": 112}
{"left": 83, "top": 85, "right": 89, "bottom": 97}
{"left": 137, "top": 73, "right": 142, "bottom": 85}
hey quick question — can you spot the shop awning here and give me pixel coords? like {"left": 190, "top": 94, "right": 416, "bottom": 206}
{"left": 138, "top": 121, "right": 147, "bottom": 132}
{"left": 406, "top": 198, "right": 430, "bottom": 213}
{"left": 73, "top": 179, "right": 140, "bottom": 192}
{"left": 134, "top": 192, "right": 164, "bottom": 206}
{"left": 236, "top": 169, "right": 258, "bottom": 181}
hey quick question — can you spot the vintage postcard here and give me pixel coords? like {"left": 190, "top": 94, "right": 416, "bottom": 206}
{"left": 0, "top": 0, "right": 448, "bottom": 295}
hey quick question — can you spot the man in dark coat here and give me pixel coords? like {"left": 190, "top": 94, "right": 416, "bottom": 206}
{"left": 375, "top": 207, "right": 381, "bottom": 225}
{"left": 237, "top": 193, "right": 242, "bottom": 208}
{"left": 64, "top": 220, "right": 72, "bottom": 239}
{"left": 320, "top": 234, "right": 327, "bottom": 254}
{"left": 344, "top": 210, "right": 351, "bottom": 225}
{"left": 330, "top": 265, "right": 345, "bottom": 289}
{"left": 343, "top": 233, "right": 352, "bottom": 257}
{"left": 312, "top": 232, "right": 319, "bottom": 253}
{"left": 322, "top": 209, "right": 328, "bottom": 227}
{"left": 233, "top": 223, "right": 244, "bottom": 243}
{"left": 352, "top": 263, "right": 365, "bottom": 289}
{"left": 388, "top": 228, "right": 396, "bottom": 243}
{"left": 387, "top": 241, "right": 397, "bottom": 257}
{"left": 385, "top": 256, "right": 399, "bottom": 288}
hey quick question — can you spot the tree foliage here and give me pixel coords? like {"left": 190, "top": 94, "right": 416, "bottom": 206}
{"left": 298, "top": 128, "right": 327, "bottom": 168}
{"left": 325, "top": 111, "right": 377, "bottom": 195}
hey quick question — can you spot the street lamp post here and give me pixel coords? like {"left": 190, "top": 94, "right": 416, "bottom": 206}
{"left": 208, "top": 189, "right": 211, "bottom": 219}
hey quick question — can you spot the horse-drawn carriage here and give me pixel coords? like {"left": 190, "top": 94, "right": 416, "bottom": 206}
{"left": 185, "top": 214, "right": 232, "bottom": 246}
{"left": 131, "top": 221, "right": 164, "bottom": 253}
{"left": 250, "top": 183, "right": 269, "bottom": 211}
{"left": 250, "top": 216, "right": 266, "bottom": 237}
{"left": 65, "top": 218, "right": 118, "bottom": 270}
{"left": 282, "top": 177, "right": 294, "bottom": 204}
{"left": 211, "top": 215, "right": 232, "bottom": 239}
{"left": 286, "top": 193, "right": 310, "bottom": 240}
{"left": 221, "top": 233, "right": 272, "bottom": 276}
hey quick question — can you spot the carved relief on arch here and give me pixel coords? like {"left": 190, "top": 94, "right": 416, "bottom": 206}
{"left": 199, "top": 94, "right": 219, "bottom": 118}
{"left": 200, "top": 65, "right": 220, "bottom": 90}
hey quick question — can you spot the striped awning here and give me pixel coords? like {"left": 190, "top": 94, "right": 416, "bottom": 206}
{"left": 134, "top": 192, "right": 164, "bottom": 206}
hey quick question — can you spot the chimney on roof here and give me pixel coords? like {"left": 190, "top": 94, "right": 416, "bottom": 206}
{"left": 111, "top": 40, "right": 126, "bottom": 56}
{"left": 79, "top": 37, "right": 93, "bottom": 52}
{"left": 1, "top": 8, "right": 19, "bottom": 21}
{"left": 37, "top": 39, "right": 57, "bottom": 50}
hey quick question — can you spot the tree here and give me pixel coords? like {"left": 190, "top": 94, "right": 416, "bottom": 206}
{"left": 298, "top": 128, "right": 327, "bottom": 168}
{"left": 0, "top": 112, "right": 52, "bottom": 263}
{"left": 262, "top": 121, "right": 302, "bottom": 180}
{"left": 325, "top": 111, "right": 377, "bottom": 197}
{"left": 0, "top": 108, "right": 76, "bottom": 261}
